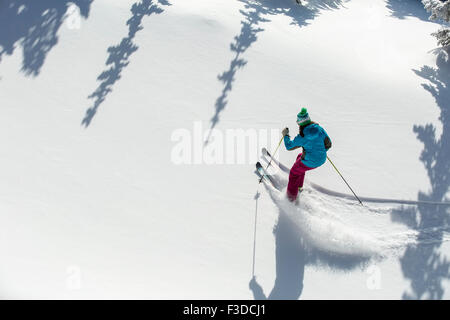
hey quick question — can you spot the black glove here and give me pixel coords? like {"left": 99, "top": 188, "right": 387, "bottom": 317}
{"left": 282, "top": 127, "right": 289, "bottom": 137}
{"left": 324, "top": 136, "right": 332, "bottom": 150}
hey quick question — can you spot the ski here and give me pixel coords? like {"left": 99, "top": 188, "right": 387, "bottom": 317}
{"left": 256, "top": 161, "right": 268, "bottom": 181}
{"left": 257, "top": 161, "right": 301, "bottom": 203}
{"left": 261, "top": 147, "right": 290, "bottom": 174}
{"left": 256, "top": 162, "right": 277, "bottom": 187}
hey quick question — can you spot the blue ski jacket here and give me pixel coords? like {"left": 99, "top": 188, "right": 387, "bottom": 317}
{"left": 284, "top": 123, "right": 331, "bottom": 168}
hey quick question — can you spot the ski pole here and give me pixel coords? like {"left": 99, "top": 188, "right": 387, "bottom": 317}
{"left": 259, "top": 135, "right": 284, "bottom": 184}
{"left": 253, "top": 134, "right": 283, "bottom": 276}
{"left": 327, "top": 156, "right": 363, "bottom": 206}
{"left": 252, "top": 191, "right": 260, "bottom": 277}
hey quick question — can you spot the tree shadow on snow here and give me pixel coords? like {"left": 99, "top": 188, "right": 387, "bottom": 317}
{"left": 385, "top": 0, "right": 430, "bottom": 22}
{"left": 82, "top": 0, "right": 170, "bottom": 127}
{"left": 205, "top": 0, "right": 346, "bottom": 144}
{"left": 391, "top": 49, "right": 450, "bottom": 299}
{"left": 249, "top": 193, "right": 369, "bottom": 300}
{"left": 0, "top": 0, "right": 93, "bottom": 77}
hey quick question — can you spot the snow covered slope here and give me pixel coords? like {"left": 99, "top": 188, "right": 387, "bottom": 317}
{"left": 0, "top": 0, "right": 449, "bottom": 299}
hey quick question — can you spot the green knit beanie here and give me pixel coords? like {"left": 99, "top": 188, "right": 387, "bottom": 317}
{"left": 296, "top": 108, "right": 311, "bottom": 126}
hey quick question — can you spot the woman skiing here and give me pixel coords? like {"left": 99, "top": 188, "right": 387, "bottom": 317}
{"left": 282, "top": 108, "right": 332, "bottom": 202}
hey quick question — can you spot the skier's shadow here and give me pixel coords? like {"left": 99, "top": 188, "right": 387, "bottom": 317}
{"left": 250, "top": 211, "right": 306, "bottom": 299}
{"left": 250, "top": 172, "right": 370, "bottom": 300}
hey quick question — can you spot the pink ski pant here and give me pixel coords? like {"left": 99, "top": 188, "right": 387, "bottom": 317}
{"left": 287, "top": 153, "right": 315, "bottom": 201}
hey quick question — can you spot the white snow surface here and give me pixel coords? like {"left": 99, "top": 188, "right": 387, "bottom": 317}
{"left": 0, "top": 0, "right": 449, "bottom": 299}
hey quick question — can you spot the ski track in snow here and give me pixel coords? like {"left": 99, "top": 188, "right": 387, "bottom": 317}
{"left": 261, "top": 172, "right": 450, "bottom": 266}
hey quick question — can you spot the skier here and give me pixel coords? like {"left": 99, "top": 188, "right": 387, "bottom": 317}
{"left": 282, "top": 108, "right": 332, "bottom": 202}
